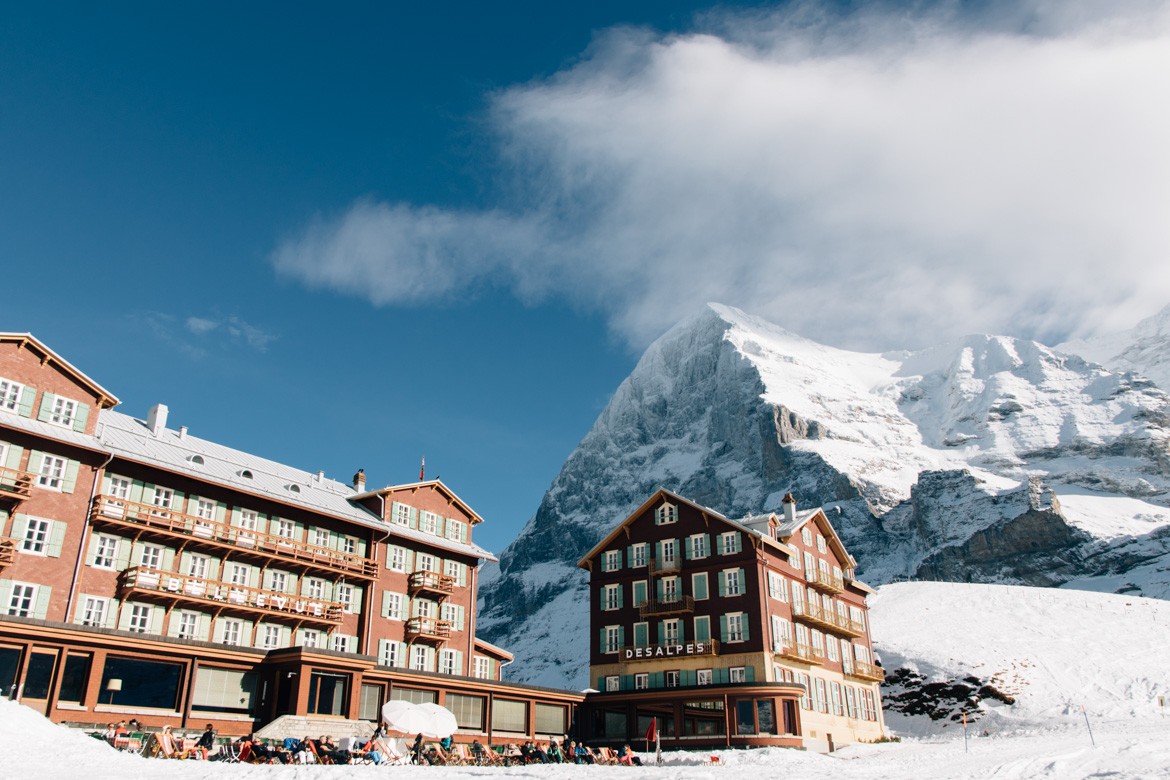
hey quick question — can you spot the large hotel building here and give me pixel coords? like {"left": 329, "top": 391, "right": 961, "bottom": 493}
{"left": 577, "top": 488, "right": 886, "bottom": 752}
{"left": 0, "top": 332, "right": 580, "bottom": 738}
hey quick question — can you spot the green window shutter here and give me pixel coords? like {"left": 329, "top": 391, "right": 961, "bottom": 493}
{"left": 33, "top": 585, "right": 52, "bottom": 619}
{"left": 633, "top": 581, "right": 647, "bottom": 605}
{"left": 717, "top": 572, "right": 726, "bottom": 597}
{"left": 618, "top": 626, "right": 625, "bottom": 647}
{"left": 621, "top": 675, "right": 633, "bottom": 690}
{"left": 11, "top": 513, "right": 29, "bottom": 543}
{"left": 682, "top": 670, "right": 696, "bottom": 686}
{"left": 701, "top": 534, "right": 710, "bottom": 556}
{"left": 715, "top": 668, "right": 729, "bottom": 685}
{"left": 720, "top": 614, "right": 729, "bottom": 642}
{"left": 599, "top": 628, "right": 607, "bottom": 652}
{"left": 381, "top": 592, "right": 393, "bottom": 617}
{"left": 409, "top": 507, "right": 419, "bottom": 530}
{"left": 454, "top": 650, "right": 464, "bottom": 674}
{"left": 45, "top": 521, "right": 67, "bottom": 557}
{"left": 656, "top": 579, "right": 664, "bottom": 601}
{"left": 693, "top": 573, "right": 708, "bottom": 600}
{"left": 678, "top": 621, "right": 686, "bottom": 643}
{"left": 37, "top": 392, "right": 56, "bottom": 422}
{"left": 696, "top": 616, "right": 710, "bottom": 642}
{"left": 627, "top": 545, "right": 634, "bottom": 565}
{"left": 716, "top": 534, "right": 725, "bottom": 556}
{"left": 17, "top": 387, "right": 36, "bottom": 417}
{"left": 404, "top": 549, "right": 415, "bottom": 572}
{"left": 196, "top": 613, "right": 211, "bottom": 639}
{"left": 738, "top": 568, "right": 747, "bottom": 594}
{"left": 61, "top": 460, "right": 80, "bottom": 494}
{"left": 743, "top": 621, "right": 751, "bottom": 642}
{"left": 115, "top": 540, "right": 132, "bottom": 569}
{"left": 654, "top": 540, "right": 662, "bottom": 561}
{"left": 596, "top": 676, "right": 605, "bottom": 690}
{"left": 84, "top": 534, "right": 100, "bottom": 566}
{"left": 378, "top": 638, "right": 389, "bottom": 663}
{"left": 128, "top": 480, "right": 145, "bottom": 504}
{"left": 149, "top": 607, "right": 164, "bottom": 635}
{"left": 634, "top": 623, "right": 647, "bottom": 646}
{"left": 2, "top": 444, "right": 22, "bottom": 470}
{"left": 72, "top": 402, "right": 90, "bottom": 432}
{"left": 27, "top": 452, "right": 43, "bottom": 478}
{"left": 652, "top": 672, "right": 664, "bottom": 689}
{"left": 616, "top": 584, "right": 624, "bottom": 609}
{"left": 684, "top": 536, "right": 693, "bottom": 560}
{"left": 658, "top": 620, "right": 666, "bottom": 643}
{"left": 0, "top": 581, "right": 11, "bottom": 611}
{"left": 745, "top": 666, "right": 756, "bottom": 682}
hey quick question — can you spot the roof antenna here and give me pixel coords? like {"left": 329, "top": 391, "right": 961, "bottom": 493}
{"left": 419, "top": 455, "right": 425, "bottom": 482}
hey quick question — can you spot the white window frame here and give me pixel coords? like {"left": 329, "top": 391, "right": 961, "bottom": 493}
{"left": 384, "top": 592, "right": 404, "bottom": 620}
{"left": 332, "top": 634, "right": 351, "bottom": 653}
{"left": 663, "top": 618, "right": 680, "bottom": 643}
{"left": 140, "top": 543, "right": 163, "bottom": 569}
{"left": 0, "top": 378, "right": 24, "bottom": 412}
{"left": 302, "top": 629, "right": 320, "bottom": 649}
{"left": 604, "top": 625, "right": 621, "bottom": 654}
{"left": 310, "top": 527, "right": 330, "bottom": 548}
{"left": 817, "top": 534, "right": 827, "bottom": 554}
{"left": 689, "top": 534, "right": 708, "bottom": 559}
{"left": 439, "top": 648, "right": 458, "bottom": 675}
{"left": 661, "top": 539, "right": 677, "bottom": 564}
{"left": 665, "top": 670, "right": 680, "bottom": 688}
{"left": 474, "top": 656, "right": 490, "bottom": 679}
{"left": 388, "top": 546, "right": 407, "bottom": 572}
{"left": 270, "top": 570, "right": 288, "bottom": 593}
{"left": 419, "top": 511, "right": 439, "bottom": 535}
{"left": 417, "top": 553, "right": 436, "bottom": 573}
{"left": 730, "top": 666, "right": 747, "bottom": 683}
{"left": 220, "top": 619, "right": 242, "bottom": 645}
{"left": 381, "top": 641, "right": 400, "bottom": 667}
{"left": 305, "top": 578, "right": 325, "bottom": 599}
{"left": 410, "top": 644, "right": 428, "bottom": 671}
{"left": 655, "top": 503, "right": 678, "bottom": 525}
{"left": 194, "top": 497, "right": 216, "bottom": 521}
{"left": 631, "top": 543, "right": 648, "bottom": 567}
{"left": 261, "top": 624, "right": 281, "bottom": 649}
{"left": 634, "top": 673, "right": 649, "bottom": 690}
{"left": 603, "top": 583, "right": 621, "bottom": 611}
{"left": 48, "top": 396, "right": 78, "bottom": 428}
{"left": 662, "top": 575, "right": 680, "bottom": 602}
{"left": 719, "top": 531, "right": 739, "bottom": 555}
{"left": 81, "top": 596, "right": 107, "bottom": 626}
{"left": 336, "top": 583, "right": 354, "bottom": 613}
{"left": 187, "top": 554, "right": 209, "bottom": 579}
{"left": 340, "top": 536, "right": 357, "bottom": 555}
{"left": 697, "top": 669, "right": 713, "bottom": 686}
{"left": 603, "top": 550, "right": 621, "bottom": 572}
{"left": 108, "top": 476, "right": 131, "bottom": 500}
{"left": 605, "top": 675, "right": 620, "bottom": 692}
{"left": 726, "top": 612, "right": 744, "bottom": 642}
{"left": 723, "top": 569, "right": 743, "bottom": 596}
{"left": 274, "top": 518, "right": 296, "bottom": 539}
{"left": 152, "top": 486, "right": 174, "bottom": 510}
{"left": 36, "top": 455, "right": 66, "bottom": 490}
{"left": 128, "top": 604, "right": 151, "bottom": 633}
{"left": 21, "top": 517, "right": 50, "bottom": 554}
{"left": 177, "top": 612, "right": 198, "bottom": 640}
{"left": 7, "top": 583, "right": 36, "bottom": 616}
{"left": 393, "top": 503, "right": 412, "bottom": 526}
{"left": 445, "top": 519, "right": 463, "bottom": 542}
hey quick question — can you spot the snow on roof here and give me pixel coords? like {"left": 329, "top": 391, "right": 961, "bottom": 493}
{"left": 473, "top": 636, "right": 514, "bottom": 661}
{"left": 96, "top": 410, "right": 497, "bottom": 561}
{"left": 0, "top": 410, "right": 106, "bottom": 452}
{"left": 0, "top": 332, "right": 119, "bottom": 407}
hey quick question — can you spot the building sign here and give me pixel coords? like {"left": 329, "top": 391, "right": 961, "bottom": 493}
{"left": 624, "top": 642, "right": 710, "bottom": 661}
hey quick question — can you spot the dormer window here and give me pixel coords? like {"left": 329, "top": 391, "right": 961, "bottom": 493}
{"left": 239, "top": 470, "right": 253, "bottom": 479}
{"left": 287, "top": 484, "right": 301, "bottom": 493}
{"left": 188, "top": 455, "right": 205, "bottom": 465}
{"left": 655, "top": 503, "right": 678, "bottom": 525}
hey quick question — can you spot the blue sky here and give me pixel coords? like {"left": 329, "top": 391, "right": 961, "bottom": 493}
{"left": 3, "top": 1, "right": 1168, "bottom": 552}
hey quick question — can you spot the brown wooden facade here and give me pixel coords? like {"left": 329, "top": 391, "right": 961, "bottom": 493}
{"left": 577, "top": 489, "right": 886, "bottom": 752}
{"left": 0, "top": 333, "right": 580, "bottom": 738}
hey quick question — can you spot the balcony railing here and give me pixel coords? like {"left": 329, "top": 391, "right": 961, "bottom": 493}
{"left": 119, "top": 566, "right": 344, "bottom": 626}
{"left": 0, "top": 467, "right": 33, "bottom": 502}
{"left": 405, "top": 616, "right": 451, "bottom": 644}
{"left": 408, "top": 571, "right": 456, "bottom": 599}
{"left": 774, "top": 641, "right": 823, "bottom": 665}
{"left": 648, "top": 556, "right": 681, "bottom": 574}
{"left": 791, "top": 601, "right": 864, "bottom": 637}
{"left": 92, "top": 495, "right": 377, "bottom": 579}
{"left": 639, "top": 595, "right": 695, "bottom": 618}
{"left": 846, "top": 661, "right": 885, "bottom": 683}
{"left": 805, "top": 568, "right": 845, "bottom": 594}
{"left": 0, "top": 537, "right": 15, "bottom": 570}
{"left": 620, "top": 639, "right": 720, "bottom": 663}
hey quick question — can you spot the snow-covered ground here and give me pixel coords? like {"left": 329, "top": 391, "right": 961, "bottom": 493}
{"left": 5, "top": 581, "right": 1168, "bottom": 779}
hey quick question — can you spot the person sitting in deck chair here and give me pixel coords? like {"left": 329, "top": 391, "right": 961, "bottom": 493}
{"left": 619, "top": 745, "right": 643, "bottom": 766}
{"left": 193, "top": 724, "right": 216, "bottom": 760}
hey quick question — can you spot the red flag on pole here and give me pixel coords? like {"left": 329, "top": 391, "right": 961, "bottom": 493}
{"left": 419, "top": 456, "right": 425, "bottom": 481}
{"left": 644, "top": 717, "right": 656, "bottom": 744}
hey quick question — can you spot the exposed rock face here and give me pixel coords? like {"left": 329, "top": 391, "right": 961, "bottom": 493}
{"left": 478, "top": 304, "right": 1170, "bottom": 688}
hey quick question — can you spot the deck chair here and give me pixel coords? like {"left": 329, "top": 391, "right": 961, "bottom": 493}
{"left": 594, "top": 747, "right": 620, "bottom": 765}
{"left": 452, "top": 745, "right": 476, "bottom": 765}
{"left": 374, "top": 738, "right": 411, "bottom": 766}
{"left": 307, "top": 741, "right": 333, "bottom": 765}
{"left": 436, "top": 744, "right": 465, "bottom": 765}
{"left": 154, "top": 732, "right": 180, "bottom": 759}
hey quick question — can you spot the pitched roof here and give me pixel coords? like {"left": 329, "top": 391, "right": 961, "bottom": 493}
{"left": 351, "top": 479, "right": 485, "bottom": 525}
{"left": 0, "top": 332, "right": 119, "bottom": 408}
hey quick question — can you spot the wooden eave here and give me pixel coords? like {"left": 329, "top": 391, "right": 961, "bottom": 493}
{"left": 351, "top": 478, "right": 485, "bottom": 525}
{"left": 0, "top": 332, "right": 119, "bottom": 408}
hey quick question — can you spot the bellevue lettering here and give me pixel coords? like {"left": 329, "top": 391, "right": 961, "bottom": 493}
{"left": 624, "top": 642, "right": 707, "bottom": 660}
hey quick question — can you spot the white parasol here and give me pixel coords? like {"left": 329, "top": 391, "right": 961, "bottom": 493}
{"left": 381, "top": 699, "right": 435, "bottom": 736}
{"left": 417, "top": 702, "right": 459, "bottom": 738}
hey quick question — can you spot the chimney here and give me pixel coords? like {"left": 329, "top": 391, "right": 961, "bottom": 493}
{"left": 178, "top": 426, "right": 188, "bottom": 439}
{"left": 782, "top": 492, "right": 797, "bottom": 524}
{"left": 352, "top": 469, "right": 366, "bottom": 492}
{"left": 315, "top": 470, "right": 325, "bottom": 483}
{"left": 147, "top": 404, "right": 169, "bottom": 437}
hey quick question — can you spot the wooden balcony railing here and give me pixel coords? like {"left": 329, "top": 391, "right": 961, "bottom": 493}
{"left": 805, "top": 568, "right": 845, "bottom": 594}
{"left": 0, "top": 467, "right": 33, "bottom": 503}
{"left": 92, "top": 495, "right": 377, "bottom": 579}
{"left": 639, "top": 595, "right": 695, "bottom": 618}
{"left": 621, "top": 639, "right": 719, "bottom": 663}
{"left": 791, "top": 601, "right": 864, "bottom": 637}
{"left": 0, "top": 537, "right": 16, "bottom": 570}
{"left": 846, "top": 661, "right": 885, "bottom": 683}
{"left": 774, "top": 641, "right": 823, "bottom": 665}
{"left": 408, "top": 571, "right": 456, "bottom": 598}
{"left": 648, "top": 557, "right": 681, "bottom": 574}
{"left": 405, "top": 616, "right": 451, "bottom": 644}
{"left": 119, "top": 566, "right": 344, "bottom": 626}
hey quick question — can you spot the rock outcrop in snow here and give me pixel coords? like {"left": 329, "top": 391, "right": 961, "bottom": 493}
{"left": 478, "top": 304, "right": 1170, "bottom": 688}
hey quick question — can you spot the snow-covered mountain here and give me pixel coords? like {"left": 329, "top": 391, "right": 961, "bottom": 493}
{"left": 478, "top": 304, "right": 1170, "bottom": 688}
{"left": 1059, "top": 304, "right": 1170, "bottom": 391}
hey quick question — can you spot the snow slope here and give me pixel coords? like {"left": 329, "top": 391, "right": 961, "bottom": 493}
{"left": 4, "top": 582, "right": 1169, "bottom": 779}
{"left": 1060, "top": 303, "right": 1170, "bottom": 391}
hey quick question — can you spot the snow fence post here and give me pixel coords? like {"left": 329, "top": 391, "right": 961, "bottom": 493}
{"left": 1080, "top": 704, "right": 1096, "bottom": 747}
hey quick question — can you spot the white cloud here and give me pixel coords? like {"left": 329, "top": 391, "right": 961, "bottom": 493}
{"left": 184, "top": 315, "right": 276, "bottom": 351}
{"left": 272, "top": 0, "right": 1170, "bottom": 350}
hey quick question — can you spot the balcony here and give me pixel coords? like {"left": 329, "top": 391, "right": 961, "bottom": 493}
{"left": 405, "top": 616, "right": 451, "bottom": 645}
{"left": 408, "top": 571, "right": 456, "bottom": 599}
{"left": 639, "top": 595, "right": 695, "bottom": 618}
{"left": 0, "top": 466, "right": 33, "bottom": 503}
{"left": 791, "top": 601, "right": 863, "bottom": 637}
{"left": 91, "top": 495, "right": 377, "bottom": 580}
{"left": 648, "top": 556, "right": 681, "bottom": 575}
{"left": 620, "top": 639, "right": 719, "bottom": 663}
{"left": 805, "top": 568, "right": 845, "bottom": 595}
{"left": 0, "top": 537, "right": 15, "bottom": 571}
{"left": 774, "top": 641, "right": 823, "bottom": 666}
{"left": 846, "top": 661, "right": 885, "bottom": 683}
{"left": 119, "top": 566, "right": 344, "bottom": 627}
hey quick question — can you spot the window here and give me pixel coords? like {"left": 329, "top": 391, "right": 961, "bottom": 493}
{"left": 22, "top": 517, "right": 50, "bottom": 553}
{"left": 36, "top": 455, "right": 66, "bottom": 490}
{"left": 802, "top": 528, "right": 813, "bottom": 546}
{"left": 814, "top": 677, "right": 828, "bottom": 713}
{"left": 261, "top": 624, "right": 281, "bottom": 649}
{"left": 337, "top": 584, "right": 354, "bottom": 612}
{"left": 310, "top": 527, "right": 330, "bottom": 547}
{"left": 831, "top": 681, "right": 843, "bottom": 715}
{"left": 81, "top": 596, "right": 107, "bottom": 626}
{"left": 443, "top": 559, "right": 463, "bottom": 585}
{"left": 491, "top": 699, "right": 528, "bottom": 733}
{"left": 220, "top": 619, "right": 242, "bottom": 645}
{"left": 388, "top": 545, "right": 407, "bottom": 572}
{"left": 692, "top": 572, "right": 709, "bottom": 600}
{"left": 448, "top": 693, "right": 485, "bottom": 730}
{"left": 826, "top": 636, "right": 839, "bottom": 662}
{"left": 47, "top": 396, "right": 78, "bottom": 428}
{"left": 332, "top": 634, "right": 351, "bottom": 653}
{"left": 798, "top": 673, "right": 811, "bottom": 709}
{"left": 722, "top": 569, "right": 743, "bottom": 596}
{"left": 270, "top": 571, "right": 288, "bottom": 593}
{"left": 535, "top": 702, "right": 567, "bottom": 735}
{"left": 767, "top": 571, "right": 788, "bottom": 601}
{"left": 128, "top": 604, "right": 151, "bottom": 633}
{"left": 605, "top": 675, "right": 620, "bottom": 691}
{"left": 603, "top": 583, "right": 622, "bottom": 611}
{"left": 302, "top": 630, "right": 320, "bottom": 649}
{"left": 191, "top": 668, "right": 256, "bottom": 716}
{"left": 415, "top": 598, "right": 435, "bottom": 618}
{"left": 138, "top": 544, "right": 161, "bottom": 569}
{"left": 631, "top": 543, "right": 648, "bottom": 567}
{"left": 603, "top": 550, "right": 621, "bottom": 572}
{"left": 634, "top": 673, "right": 649, "bottom": 690}
{"left": 237, "top": 508, "right": 258, "bottom": 530}
{"left": 340, "top": 536, "right": 357, "bottom": 555}
{"left": 474, "top": 656, "right": 491, "bottom": 679}
{"left": 417, "top": 553, "right": 436, "bottom": 573}
{"left": 152, "top": 486, "right": 174, "bottom": 511}
{"left": 688, "top": 534, "right": 708, "bottom": 559}
{"left": 817, "top": 535, "right": 827, "bottom": 554}
{"left": 604, "top": 625, "right": 621, "bottom": 654}
{"left": 655, "top": 503, "right": 678, "bottom": 524}
{"left": 305, "top": 579, "right": 325, "bottom": 599}
{"left": 661, "top": 539, "right": 677, "bottom": 564}
{"left": 393, "top": 502, "right": 412, "bottom": 525}
{"left": 228, "top": 563, "right": 249, "bottom": 586}
{"left": 439, "top": 649, "right": 458, "bottom": 675}
{"left": 419, "top": 511, "right": 439, "bottom": 535}
{"left": 0, "top": 378, "right": 24, "bottom": 411}
{"left": 845, "top": 685, "right": 858, "bottom": 719}
{"left": 410, "top": 645, "right": 429, "bottom": 671}
{"left": 383, "top": 592, "right": 404, "bottom": 620}
{"left": 194, "top": 498, "right": 216, "bottom": 521}
{"left": 841, "top": 639, "right": 854, "bottom": 673}
{"left": 177, "top": 612, "right": 198, "bottom": 640}
{"left": 187, "top": 554, "right": 209, "bottom": 578}
{"left": 662, "top": 576, "right": 679, "bottom": 602}
{"left": 719, "top": 531, "right": 740, "bottom": 555}
{"left": 100, "top": 657, "right": 183, "bottom": 711}
{"left": 850, "top": 606, "right": 867, "bottom": 634}
{"left": 694, "top": 615, "right": 711, "bottom": 642}
{"left": 804, "top": 552, "right": 817, "bottom": 581}
{"left": 108, "top": 476, "right": 131, "bottom": 500}
{"left": 663, "top": 619, "right": 680, "bottom": 643}
{"left": 380, "top": 641, "right": 400, "bottom": 667}
{"left": 730, "top": 667, "right": 747, "bottom": 683}
{"left": 790, "top": 552, "right": 801, "bottom": 569}
{"left": 665, "top": 670, "right": 680, "bottom": 688}
{"left": 771, "top": 615, "right": 792, "bottom": 652}
{"left": 272, "top": 518, "right": 295, "bottom": 539}
{"left": 445, "top": 519, "right": 463, "bottom": 542}
{"left": 697, "top": 669, "right": 713, "bottom": 686}
{"left": 726, "top": 613, "right": 744, "bottom": 642}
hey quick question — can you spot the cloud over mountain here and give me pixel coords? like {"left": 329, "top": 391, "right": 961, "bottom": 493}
{"left": 273, "top": 0, "right": 1170, "bottom": 351}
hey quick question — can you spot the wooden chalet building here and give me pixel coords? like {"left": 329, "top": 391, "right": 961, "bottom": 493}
{"left": 0, "top": 332, "right": 580, "bottom": 739}
{"left": 577, "top": 488, "right": 886, "bottom": 752}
